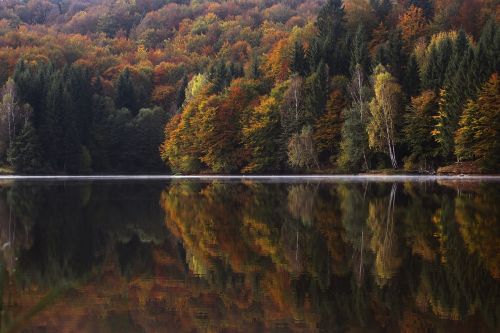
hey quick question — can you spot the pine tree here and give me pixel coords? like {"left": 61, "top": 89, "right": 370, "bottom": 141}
{"left": 423, "top": 37, "right": 453, "bottom": 92}
{"left": 337, "top": 103, "right": 368, "bottom": 172}
{"left": 403, "top": 54, "right": 420, "bottom": 97}
{"left": 174, "top": 75, "right": 188, "bottom": 111}
{"left": 208, "top": 59, "right": 230, "bottom": 94}
{"left": 306, "top": 38, "right": 322, "bottom": 73}
{"left": 454, "top": 99, "right": 478, "bottom": 162}
{"left": 403, "top": 90, "right": 438, "bottom": 170}
{"left": 433, "top": 88, "right": 455, "bottom": 159}
{"left": 290, "top": 41, "right": 308, "bottom": 76}
{"left": 115, "top": 68, "right": 137, "bottom": 113}
{"left": 317, "top": 0, "right": 345, "bottom": 40}
{"left": 304, "top": 62, "right": 329, "bottom": 122}
{"left": 316, "top": 0, "right": 347, "bottom": 76}
{"left": 374, "top": 30, "right": 405, "bottom": 80}
{"left": 455, "top": 73, "right": 500, "bottom": 170}
{"left": 7, "top": 122, "right": 43, "bottom": 174}
{"left": 350, "top": 24, "right": 370, "bottom": 75}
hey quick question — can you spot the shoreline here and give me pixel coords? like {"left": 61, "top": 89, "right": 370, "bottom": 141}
{"left": 0, "top": 174, "right": 499, "bottom": 182}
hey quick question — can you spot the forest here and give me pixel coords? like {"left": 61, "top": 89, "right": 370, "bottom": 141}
{"left": 0, "top": 0, "right": 498, "bottom": 174}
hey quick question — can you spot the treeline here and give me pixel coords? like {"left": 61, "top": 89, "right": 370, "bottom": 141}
{"left": 5, "top": 63, "right": 167, "bottom": 173}
{"left": 161, "top": 0, "right": 500, "bottom": 174}
{"left": 0, "top": 0, "right": 498, "bottom": 174}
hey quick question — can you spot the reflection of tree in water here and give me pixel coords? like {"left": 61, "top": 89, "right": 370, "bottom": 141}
{"left": 0, "top": 180, "right": 498, "bottom": 332}
{"left": 368, "top": 184, "right": 401, "bottom": 286}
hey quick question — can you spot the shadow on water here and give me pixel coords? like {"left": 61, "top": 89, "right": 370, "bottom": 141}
{"left": 0, "top": 178, "right": 498, "bottom": 332}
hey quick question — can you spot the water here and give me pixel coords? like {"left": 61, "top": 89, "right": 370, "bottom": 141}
{"left": 0, "top": 176, "right": 499, "bottom": 332}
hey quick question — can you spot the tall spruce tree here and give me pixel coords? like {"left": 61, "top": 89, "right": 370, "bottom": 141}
{"left": 403, "top": 54, "right": 420, "bottom": 97}
{"left": 290, "top": 41, "right": 308, "bottom": 76}
{"left": 115, "top": 68, "right": 138, "bottom": 114}
{"left": 350, "top": 24, "right": 370, "bottom": 75}
{"left": 316, "top": 0, "right": 348, "bottom": 76}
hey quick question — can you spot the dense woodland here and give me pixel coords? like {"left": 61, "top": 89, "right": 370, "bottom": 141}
{"left": 0, "top": 0, "right": 498, "bottom": 174}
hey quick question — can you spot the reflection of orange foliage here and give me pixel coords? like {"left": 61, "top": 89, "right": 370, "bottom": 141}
{"left": 456, "top": 192, "right": 500, "bottom": 279}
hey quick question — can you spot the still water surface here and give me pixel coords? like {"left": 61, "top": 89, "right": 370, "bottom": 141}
{"left": 0, "top": 177, "right": 499, "bottom": 332}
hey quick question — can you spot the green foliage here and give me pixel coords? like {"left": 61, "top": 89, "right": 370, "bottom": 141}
{"left": 455, "top": 74, "right": 500, "bottom": 170}
{"left": 338, "top": 104, "right": 368, "bottom": 172}
{"left": 115, "top": 68, "right": 138, "bottom": 114}
{"left": 290, "top": 41, "right": 308, "bottom": 76}
{"left": 7, "top": 123, "right": 43, "bottom": 174}
{"left": 287, "top": 125, "right": 318, "bottom": 170}
{"left": 243, "top": 93, "right": 283, "bottom": 173}
{"left": 403, "top": 91, "right": 439, "bottom": 170}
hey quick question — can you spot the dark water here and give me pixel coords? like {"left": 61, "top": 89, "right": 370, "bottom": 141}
{"left": 0, "top": 177, "right": 499, "bottom": 332}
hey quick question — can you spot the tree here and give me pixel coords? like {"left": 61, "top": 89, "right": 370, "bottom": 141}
{"left": 242, "top": 95, "right": 282, "bottom": 173}
{"left": 115, "top": 68, "right": 138, "bottom": 114}
{"left": 374, "top": 30, "right": 405, "bottom": 80}
{"left": 0, "top": 78, "right": 30, "bottom": 158}
{"left": 403, "top": 90, "right": 438, "bottom": 170}
{"left": 316, "top": 0, "right": 348, "bottom": 76}
{"left": 288, "top": 126, "right": 318, "bottom": 170}
{"left": 370, "top": 0, "right": 392, "bottom": 21}
{"left": 422, "top": 36, "right": 453, "bottom": 91}
{"left": 367, "top": 65, "right": 401, "bottom": 168}
{"left": 313, "top": 90, "right": 345, "bottom": 164}
{"left": 454, "top": 99, "right": 479, "bottom": 162}
{"left": 403, "top": 54, "right": 421, "bottom": 97}
{"left": 455, "top": 73, "right": 500, "bottom": 170}
{"left": 337, "top": 103, "right": 368, "bottom": 172}
{"left": 398, "top": 5, "right": 427, "bottom": 50}
{"left": 290, "top": 41, "right": 308, "bottom": 76}
{"left": 338, "top": 65, "right": 371, "bottom": 171}
{"left": 350, "top": 24, "right": 370, "bottom": 75}
{"left": 7, "top": 122, "right": 43, "bottom": 174}
{"left": 304, "top": 61, "right": 329, "bottom": 122}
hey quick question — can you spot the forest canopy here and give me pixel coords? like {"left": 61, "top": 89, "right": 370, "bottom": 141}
{"left": 0, "top": 0, "right": 498, "bottom": 174}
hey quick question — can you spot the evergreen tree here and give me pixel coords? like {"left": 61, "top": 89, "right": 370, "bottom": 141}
{"left": 306, "top": 39, "right": 322, "bottom": 73}
{"left": 403, "top": 91, "right": 438, "bottom": 170}
{"left": 422, "top": 37, "right": 453, "bottom": 92}
{"left": 337, "top": 104, "right": 368, "bottom": 172}
{"left": 433, "top": 88, "right": 455, "bottom": 159}
{"left": 454, "top": 99, "right": 478, "bottom": 162}
{"left": 7, "top": 122, "right": 43, "bottom": 174}
{"left": 350, "top": 24, "right": 370, "bottom": 75}
{"left": 455, "top": 74, "right": 500, "bottom": 170}
{"left": 65, "top": 65, "right": 93, "bottom": 146}
{"left": 304, "top": 62, "right": 329, "bottom": 122}
{"left": 317, "top": 0, "right": 345, "bottom": 40}
{"left": 208, "top": 59, "right": 230, "bottom": 94}
{"left": 316, "top": 0, "right": 348, "bottom": 76}
{"left": 115, "top": 68, "right": 138, "bottom": 114}
{"left": 246, "top": 56, "right": 261, "bottom": 80}
{"left": 375, "top": 30, "right": 405, "bottom": 80}
{"left": 176, "top": 75, "right": 189, "bottom": 110}
{"left": 290, "top": 41, "right": 308, "bottom": 76}
{"left": 403, "top": 54, "right": 420, "bottom": 97}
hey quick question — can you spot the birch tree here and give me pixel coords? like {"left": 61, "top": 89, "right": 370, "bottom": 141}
{"left": 368, "top": 65, "right": 401, "bottom": 168}
{"left": 0, "top": 78, "right": 30, "bottom": 157}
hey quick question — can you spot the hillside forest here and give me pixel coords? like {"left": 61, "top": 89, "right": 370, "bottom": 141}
{"left": 0, "top": 0, "right": 498, "bottom": 174}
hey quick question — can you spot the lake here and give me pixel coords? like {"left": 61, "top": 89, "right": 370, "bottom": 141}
{"left": 0, "top": 176, "right": 499, "bottom": 332}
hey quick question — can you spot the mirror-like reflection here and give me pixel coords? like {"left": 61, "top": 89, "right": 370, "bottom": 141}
{"left": 0, "top": 179, "right": 498, "bottom": 332}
